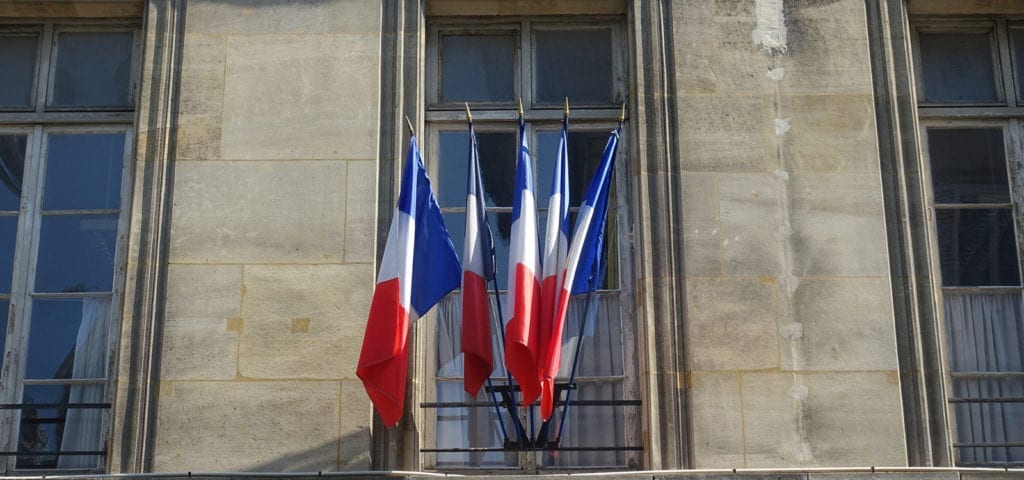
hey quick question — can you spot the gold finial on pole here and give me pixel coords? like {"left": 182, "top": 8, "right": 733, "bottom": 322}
{"left": 618, "top": 102, "right": 626, "bottom": 123}
{"left": 518, "top": 97, "right": 524, "bottom": 118}
{"left": 405, "top": 115, "right": 415, "bottom": 136}
{"left": 465, "top": 102, "right": 473, "bottom": 123}
{"left": 564, "top": 97, "right": 569, "bottom": 118}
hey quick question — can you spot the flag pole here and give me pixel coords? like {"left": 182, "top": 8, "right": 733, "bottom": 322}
{"left": 555, "top": 105, "right": 624, "bottom": 445}
{"left": 405, "top": 115, "right": 415, "bottom": 136}
{"left": 516, "top": 96, "right": 538, "bottom": 444}
{"left": 467, "top": 104, "right": 514, "bottom": 446}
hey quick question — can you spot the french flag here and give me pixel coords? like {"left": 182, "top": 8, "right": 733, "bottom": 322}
{"left": 357, "top": 134, "right": 461, "bottom": 427}
{"left": 538, "top": 125, "right": 621, "bottom": 421}
{"left": 504, "top": 119, "right": 543, "bottom": 405}
{"left": 461, "top": 122, "right": 496, "bottom": 396}
{"left": 538, "top": 116, "right": 570, "bottom": 420}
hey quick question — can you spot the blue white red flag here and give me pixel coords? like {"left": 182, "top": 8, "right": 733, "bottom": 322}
{"left": 504, "top": 119, "right": 543, "bottom": 404}
{"left": 538, "top": 116, "right": 570, "bottom": 419}
{"left": 461, "top": 122, "right": 497, "bottom": 396}
{"left": 539, "top": 125, "right": 621, "bottom": 420}
{"left": 357, "top": 134, "right": 461, "bottom": 427}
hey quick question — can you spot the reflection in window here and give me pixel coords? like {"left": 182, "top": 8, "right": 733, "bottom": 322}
{"left": 919, "top": 32, "right": 999, "bottom": 103}
{"left": 51, "top": 32, "right": 133, "bottom": 108}
{"left": 0, "top": 34, "right": 38, "bottom": 108}
{"left": 441, "top": 34, "right": 515, "bottom": 103}
{"left": 535, "top": 29, "right": 614, "bottom": 104}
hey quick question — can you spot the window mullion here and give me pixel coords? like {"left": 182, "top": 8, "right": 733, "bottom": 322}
{"left": 32, "top": 24, "right": 53, "bottom": 114}
{"left": 997, "top": 20, "right": 1018, "bottom": 107}
{"left": 520, "top": 19, "right": 532, "bottom": 110}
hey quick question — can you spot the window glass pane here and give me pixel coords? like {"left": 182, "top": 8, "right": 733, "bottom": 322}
{"left": 541, "top": 382, "right": 626, "bottom": 467}
{"left": 18, "top": 384, "right": 104, "bottom": 469}
{"left": 928, "top": 128, "right": 1009, "bottom": 204}
{"left": 490, "top": 212, "right": 512, "bottom": 291}
{"left": 1014, "top": 28, "right": 1024, "bottom": 105}
{"left": 537, "top": 130, "right": 613, "bottom": 207}
{"left": 0, "top": 134, "right": 27, "bottom": 210}
{"left": 936, "top": 209, "right": 1020, "bottom": 286}
{"left": 535, "top": 28, "right": 614, "bottom": 104}
{"left": 51, "top": 32, "right": 133, "bottom": 108}
{"left": 35, "top": 214, "right": 118, "bottom": 293}
{"left": 441, "top": 34, "right": 514, "bottom": 103}
{"left": 25, "top": 297, "right": 111, "bottom": 380}
{"left": 944, "top": 292, "right": 1024, "bottom": 373}
{"left": 0, "top": 216, "right": 18, "bottom": 294}
{"left": 434, "top": 380, "right": 518, "bottom": 468}
{"left": 918, "top": 32, "right": 999, "bottom": 103}
{"left": 43, "top": 134, "right": 124, "bottom": 211}
{"left": 0, "top": 34, "right": 38, "bottom": 108}
{"left": 438, "top": 131, "right": 517, "bottom": 208}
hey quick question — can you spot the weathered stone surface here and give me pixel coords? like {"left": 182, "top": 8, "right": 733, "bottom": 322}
{"left": 681, "top": 173, "right": 721, "bottom": 276}
{"left": 238, "top": 264, "right": 373, "bottom": 379}
{"left": 221, "top": 34, "right": 380, "bottom": 161}
{"left": 960, "top": 474, "right": 1024, "bottom": 480}
{"left": 690, "top": 372, "right": 746, "bottom": 468}
{"left": 345, "top": 160, "right": 377, "bottom": 264}
{"left": 178, "top": 33, "right": 225, "bottom": 116}
{"left": 153, "top": 380, "right": 341, "bottom": 472}
{"left": 779, "top": 95, "right": 878, "bottom": 174}
{"left": 719, "top": 174, "right": 783, "bottom": 276}
{"left": 742, "top": 372, "right": 906, "bottom": 467}
{"left": 169, "top": 161, "right": 346, "bottom": 263}
{"left": 687, "top": 278, "right": 779, "bottom": 371}
{"left": 338, "top": 380, "right": 372, "bottom": 470}
{"left": 780, "top": 0, "right": 874, "bottom": 95}
{"left": 678, "top": 95, "right": 769, "bottom": 172}
{"left": 784, "top": 277, "right": 899, "bottom": 371}
{"left": 185, "top": 0, "right": 381, "bottom": 34}
{"left": 159, "top": 318, "right": 238, "bottom": 380}
{"left": 174, "top": 113, "right": 221, "bottom": 161}
{"left": 809, "top": 474, "right": 959, "bottom": 480}
{"left": 164, "top": 264, "right": 242, "bottom": 319}
{"left": 788, "top": 174, "right": 889, "bottom": 276}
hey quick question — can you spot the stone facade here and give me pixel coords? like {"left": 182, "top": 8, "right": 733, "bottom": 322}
{"left": 2, "top": 0, "right": 1023, "bottom": 477}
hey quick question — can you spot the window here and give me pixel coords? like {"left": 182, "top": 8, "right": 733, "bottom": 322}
{"left": 0, "top": 21, "right": 138, "bottom": 472}
{"left": 420, "top": 18, "right": 638, "bottom": 470}
{"left": 913, "top": 19, "right": 1024, "bottom": 466}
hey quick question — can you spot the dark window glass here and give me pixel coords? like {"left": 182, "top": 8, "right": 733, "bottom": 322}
{"left": 51, "top": 32, "right": 133, "bottom": 107}
{"left": 1013, "top": 28, "right": 1024, "bottom": 105}
{"left": 928, "top": 128, "right": 1009, "bottom": 204}
{"left": 952, "top": 395, "right": 1024, "bottom": 464}
{"left": 936, "top": 209, "right": 1020, "bottom": 286}
{"left": 535, "top": 29, "right": 614, "bottom": 104}
{"left": 537, "top": 130, "right": 612, "bottom": 207}
{"left": 17, "top": 384, "right": 104, "bottom": 469}
{"left": 919, "top": 32, "right": 999, "bottom": 103}
{"left": 441, "top": 34, "right": 514, "bottom": 103}
{"left": 0, "top": 301, "right": 7, "bottom": 372}
{"left": 25, "top": 297, "right": 110, "bottom": 380}
{"left": 0, "top": 34, "right": 38, "bottom": 108}
{"left": 438, "top": 131, "right": 516, "bottom": 208}
{"left": 35, "top": 214, "right": 118, "bottom": 293}
{"left": 0, "top": 216, "right": 18, "bottom": 294}
{"left": 0, "top": 134, "right": 27, "bottom": 210}
{"left": 44, "top": 134, "right": 124, "bottom": 211}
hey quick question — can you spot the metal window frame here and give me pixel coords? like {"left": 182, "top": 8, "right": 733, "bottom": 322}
{"left": 421, "top": 16, "right": 637, "bottom": 471}
{"left": 914, "top": 17, "right": 1024, "bottom": 464}
{"left": 0, "top": 19, "right": 139, "bottom": 475}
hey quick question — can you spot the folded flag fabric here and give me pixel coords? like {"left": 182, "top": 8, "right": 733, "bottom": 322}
{"left": 357, "top": 134, "right": 461, "bottom": 427}
{"left": 504, "top": 119, "right": 543, "bottom": 405}
{"left": 461, "top": 122, "right": 497, "bottom": 396}
{"left": 538, "top": 116, "right": 571, "bottom": 419}
{"left": 538, "top": 125, "right": 621, "bottom": 421}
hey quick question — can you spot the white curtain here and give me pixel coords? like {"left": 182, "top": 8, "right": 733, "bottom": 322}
{"left": 434, "top": 293, "right": 626, "bottom": 468}
{"left": 944, "top": 292, "right": 1024, "bottom": 464}
{"left": 57, "top": 298, "right": 109, "bottom": 469}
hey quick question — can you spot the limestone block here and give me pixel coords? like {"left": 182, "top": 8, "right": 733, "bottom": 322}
{"left": 164, "top": 264, "right": 243, "bottom": 319}
{"left": 159, "top": 318, "right": 238, "bottom": 380}
{"left": 687, "top": 278, "right": 779, "bottom": 371}
{"left": 784, "top": 277, "right": 899, "bottom": 372}
{"left": 671, "top": 0, "right": 717, "bottom": 95}
{"left": 178, "top": 34, "right": 225, "bottom": 116}
{"left": 169, "top": 161, "right": 346, "bottom": 264}
{"left": 778, "top": 95, "right": 878, "bottom": 174}
{"left": 681, "top": 173, "right": 721, "bottom": 276}
{"left": 713, "top": 15, "right": 775, "bottom": 94}
{"left": 742, "top": 372, "right": 906, "bottom": 467}
{"left": 789, "top": 174, "right": 889, "bottom": 276}
{"left": 238, "top": 264, "right": 373, "bottom": 379}
{"left": 221, "top": 34, "right": 380, "bottom": 161}
{"left": 678, "top": 95, "right": 769, "bottom": 172}
{"left": 338, "top": 380, "right": 372, "bottom": 470}
{"left": 153, "top": 380, "right": 341, "bottom": 472}
{"left": 719, "top": 174, "right": 783, "bottom": 276}
{"left": 690, "top": 372, "right": 746, "bottom": 468}
{"left": 185, "top": 0, "right": 381, "bottom": 35}
{"left": 345, "top": 160, "right": 377, "bottom": 264}
{"left": 779, "top": 0, "right": 873, "bottom": 94}
{"left": 175, "top": 113, "right": 221, "bottom": 161}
